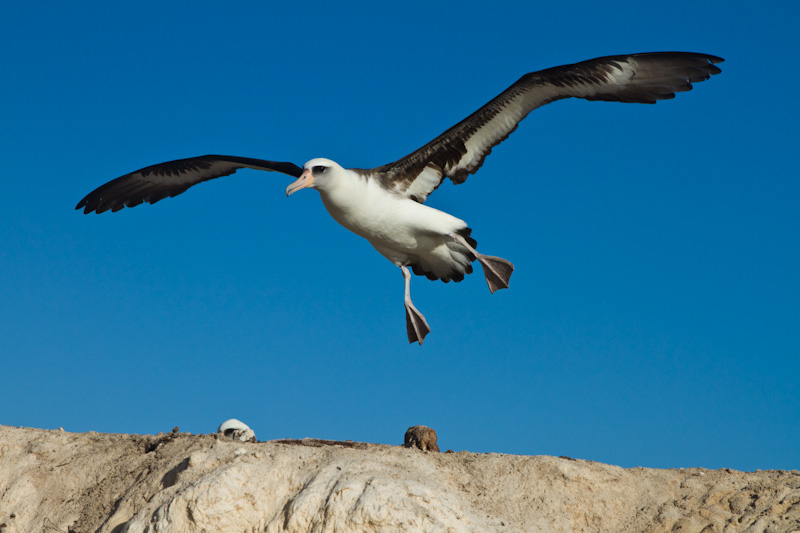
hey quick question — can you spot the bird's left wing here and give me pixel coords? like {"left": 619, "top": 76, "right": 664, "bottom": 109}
{"left": 372, "top": 52, "right": 723, "bottom": 203}
{"left": 76, "top": 155, "right": 303, "bottom": 214}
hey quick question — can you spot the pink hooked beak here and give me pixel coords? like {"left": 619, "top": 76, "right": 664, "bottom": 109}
{"left": 286, "top": 169, "right": 314, "bottom": 197}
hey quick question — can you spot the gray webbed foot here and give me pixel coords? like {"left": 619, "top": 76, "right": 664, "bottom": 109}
{"left": 401, "top": 265, "right": 430, "bottom": 345}
{"left": 476, "top": 254, "right": 514, "bottom": 293}
{"left": 404, "top": 300, "right": 431, "bottom": 345}
{"left": 450, "top": 233, "right": 514, "bottom": 293}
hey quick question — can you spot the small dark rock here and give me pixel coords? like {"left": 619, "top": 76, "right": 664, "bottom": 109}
{"left": 404, "top": 425, "right": 439, "bottom": 452}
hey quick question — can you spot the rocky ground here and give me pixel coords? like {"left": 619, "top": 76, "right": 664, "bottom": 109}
{"left": 1, "top": 425, "right": 798, "bottom": 532}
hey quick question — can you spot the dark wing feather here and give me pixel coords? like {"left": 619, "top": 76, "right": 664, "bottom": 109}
{"left": 76, "top": 155, "right": 303, "bottom": 214}
{"left": 374, "top": 52, "right": 723, "bottom": 203}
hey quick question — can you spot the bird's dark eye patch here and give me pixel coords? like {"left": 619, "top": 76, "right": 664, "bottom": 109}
{"left": 313, "top": 165, "right": 327, "bottom": 174}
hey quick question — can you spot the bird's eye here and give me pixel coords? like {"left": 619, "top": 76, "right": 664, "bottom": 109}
{"left": 313, "top": 165, "right": 327, "bottom": 174}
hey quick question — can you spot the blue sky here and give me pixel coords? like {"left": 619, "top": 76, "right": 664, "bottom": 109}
{"left": 1, "top": 2, "right": 798, "bottom": 471}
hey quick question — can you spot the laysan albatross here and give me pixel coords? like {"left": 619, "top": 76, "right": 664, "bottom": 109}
{"left": 76, "top": 52, "right": 723, "bottom": 345}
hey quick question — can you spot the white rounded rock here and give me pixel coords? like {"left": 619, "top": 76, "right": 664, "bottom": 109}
{"left": 217, "top": 419, "right": 256, "bottom": 443}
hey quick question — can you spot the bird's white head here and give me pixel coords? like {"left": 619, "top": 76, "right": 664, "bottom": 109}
{"left": 286, "top": 158, "right": 343, "bottom": 197}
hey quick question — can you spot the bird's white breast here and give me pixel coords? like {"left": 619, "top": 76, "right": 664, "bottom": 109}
{"left": 318, "top": 170, "right": 467, "bottom": 256}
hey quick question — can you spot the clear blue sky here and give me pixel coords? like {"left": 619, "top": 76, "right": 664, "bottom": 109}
{"left": 2, "top": 2, "right": 798, "bottom": 471}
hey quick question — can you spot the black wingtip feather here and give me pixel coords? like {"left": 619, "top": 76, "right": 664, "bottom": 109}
{"left": 76, "top": 155, "right": 302, "bottom": 214}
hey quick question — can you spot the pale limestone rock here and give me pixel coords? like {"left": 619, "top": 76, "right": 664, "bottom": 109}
{"left": 0, "top": 426, "right": 798, "bottom": 533}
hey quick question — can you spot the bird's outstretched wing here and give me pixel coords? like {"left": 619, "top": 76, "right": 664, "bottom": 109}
{"left": 373, "top": 52, "right": 723, "bottom": 203}
{"left": 76, "top": 155, "right": 303, "bottom": 214}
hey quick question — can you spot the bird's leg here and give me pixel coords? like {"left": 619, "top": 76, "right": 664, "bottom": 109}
{"left": 401, "top": 265, "right": 431, "bottom": 345}
{"left": 450, "top": 233, "right": 514, "bottom": 294}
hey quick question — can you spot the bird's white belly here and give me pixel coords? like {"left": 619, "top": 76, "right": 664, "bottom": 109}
{"left": 319, "top": 180, "right": 467, "bottom": 266}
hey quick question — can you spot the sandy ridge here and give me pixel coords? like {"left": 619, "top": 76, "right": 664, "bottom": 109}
{"left": 0, "top": 426, "right": 798, "bottom": 532}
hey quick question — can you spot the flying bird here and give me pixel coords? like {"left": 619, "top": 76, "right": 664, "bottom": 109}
{"left": 76, "top": 52, "right": 723, "bottom": 345}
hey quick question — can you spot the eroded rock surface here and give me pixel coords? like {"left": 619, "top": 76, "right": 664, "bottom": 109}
{"left": 0, "top": 426, "right": 798, "bottom": 532}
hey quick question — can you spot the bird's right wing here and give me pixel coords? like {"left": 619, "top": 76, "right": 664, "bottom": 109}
{"left": 76, "top": 155, "right": 303, "bottom": 214}
{"left": 374, "top": 52, "right": 723, "bottom": 203}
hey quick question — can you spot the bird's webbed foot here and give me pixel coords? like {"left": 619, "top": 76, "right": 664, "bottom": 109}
{"left": 401, "top": 265, "right": 430, "bottom": 344}
{"left": 404, "top": 300, "right": 431, "bottom": 345}
{"left": 450, "top": 233, "right": 514, "bottom": 293}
